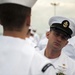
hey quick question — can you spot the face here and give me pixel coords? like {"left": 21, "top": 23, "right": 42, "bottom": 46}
{"left": 46, "top": 30, "right": 68, "bottom": 52}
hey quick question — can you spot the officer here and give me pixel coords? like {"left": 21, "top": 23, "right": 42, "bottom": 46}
{"left": 39, "top": 16, "right": 75, "bottom": 75}
{"left": 0, "top": 0, "right": 56, "bottom": 75}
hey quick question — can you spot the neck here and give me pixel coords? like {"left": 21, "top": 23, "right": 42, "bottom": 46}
{"left": 3, "top": 31, "right": 26, "bottom": 39}
{"left": 44, "top": 47, "right": 61, "bottom": 59}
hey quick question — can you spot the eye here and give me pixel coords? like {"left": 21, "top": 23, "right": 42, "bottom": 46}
{"left": 54, "top": 31, "right": 60, "bottom": 36}
{"left": 61, "top": 35, "right": 68, "bottom": 40}
{"left": 53, "top": 31, "right": 68, "bottom": 40}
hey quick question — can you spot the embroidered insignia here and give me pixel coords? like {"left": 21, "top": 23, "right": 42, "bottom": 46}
{"left": 42, "top": 63, "right": 52, "bottom": 72}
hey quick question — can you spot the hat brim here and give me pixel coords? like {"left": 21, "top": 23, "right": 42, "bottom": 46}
{"left": 50, "top": 27, "right": 71, "bottom": 38}
{"left": 50, "top": 23, "right": 72, "bottom": 38}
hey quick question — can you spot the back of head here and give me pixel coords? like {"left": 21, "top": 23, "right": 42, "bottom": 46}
{"left": 0, "top": 0, "right": 37, "bottom": 31}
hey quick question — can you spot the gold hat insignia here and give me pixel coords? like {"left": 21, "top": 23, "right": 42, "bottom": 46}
{"left": 63, "top": 21, "right": 68, "bottom": 28}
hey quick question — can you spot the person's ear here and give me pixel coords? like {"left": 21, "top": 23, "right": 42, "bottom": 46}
{"left": 46, "top": 31, "right": 50, "bottom": 39}
{"left": 25, "top": 15, "right": 31, "bottom": 27}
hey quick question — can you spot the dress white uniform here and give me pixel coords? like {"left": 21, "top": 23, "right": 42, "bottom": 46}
{"left": 38, "top": 48, "right": 75, "bottom": 75}
{"left": 62, "top": 36, "right": 75, "bottom": 60}
{"left": 0, "top": 0, "right": 56, "bottom": 75}
{"left": 0, "top": 36, "right": 56, "bottom": 75}
{"left": 26, "top": 38, "right": 37, "bottom": 48}
{"left": 38, "top": 38, "right": 48, "bottom": 50}
{"left": 34, "top": 33, "right": 40, "bottom": 45}
{"left": 62, "top": 44, "right": 75, "bottom": 60}
{"left": 26, "top": 38, "right": 39, "bottom": 51}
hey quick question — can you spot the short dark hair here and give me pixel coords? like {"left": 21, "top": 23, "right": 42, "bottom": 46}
{"left": 0, "top": 3, "right": 31, "bottom": 31}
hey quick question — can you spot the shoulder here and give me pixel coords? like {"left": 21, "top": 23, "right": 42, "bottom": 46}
{"left": 30, "top": 51, "right": 55, "bottom": 74}
{"left": 63, "top": 53, "right": 75, "bottom": 66}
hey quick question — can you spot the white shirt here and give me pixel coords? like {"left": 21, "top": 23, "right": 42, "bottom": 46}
{"left": 39, "top": 49, "right": 75, "bottom": 75}
{"left": 0, "top": 35, "right": 56, "bottom": 75}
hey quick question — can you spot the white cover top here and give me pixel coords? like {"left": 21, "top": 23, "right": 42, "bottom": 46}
{"left": 0, "top": 0, "right": 37, "bottom": 7}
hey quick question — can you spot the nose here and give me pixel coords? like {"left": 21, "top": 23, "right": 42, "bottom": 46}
{"left": 57, "top": 35, "right": 62, "bottom": 41}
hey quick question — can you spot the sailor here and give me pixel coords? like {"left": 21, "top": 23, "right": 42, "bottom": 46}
{"left": 0, "top": 0, "right": 56, "bottom": 75}
{"left": 39, "top": 16, "right": 75, "bottom": 75}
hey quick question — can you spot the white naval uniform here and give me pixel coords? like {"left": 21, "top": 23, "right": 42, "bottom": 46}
{"left": 62, "top": 44, "right": 75, "bottom": 60}
{"left": 26, "top": 38, "right": 39, "bottom": 51}
{"left": 0, "top": 35, "right": 56, "bottom": 75}
{"left": 34, "top": 33, "right": 40, "bottom": 45}
{"left": 62, "top": 36, "right": 75, "bottom": 60}
{"left": 26, "top": 38, "right": 37, "bottom": 48}
{"left": 38, "top": 38, "right": 48, "bottom": 50}
{"left": 38, "top": 48, "right": 75, "bottom": 75}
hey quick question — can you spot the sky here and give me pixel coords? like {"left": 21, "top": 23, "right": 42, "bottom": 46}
{"left": 0, "top": 0, "right": 75, "bottom": 36}
{"left": 31, "top": 0, "right": 75, "bottom": 36}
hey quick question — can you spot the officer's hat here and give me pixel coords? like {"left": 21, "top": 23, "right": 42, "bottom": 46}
{"left": 49, "top": 16, "right": 75, "bottom": 38}
{"left": 0, "top": 0, "right": 37, "bottom": 7}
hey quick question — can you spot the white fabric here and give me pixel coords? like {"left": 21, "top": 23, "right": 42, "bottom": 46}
{"left": 49, "top": 16, "right": 75, "bottom": 37}
{"left": 29, "top": 36, "right": 37, "bottom": 45}
{"left": 34, "top": 33, "right": 40, "bottom": 45}
{"left": 0, "top": 0, "right": 37, "bottom": 7}
{"left": 26, "top": 38, "right": 39, "bottom": 51}
{"left": 62, "top": 44, "right": 75, "bottom": 60}
{"left": 26, "top": 38, "right": 37, "bottom": 48}
{"left": 41, "top": 33, "right": 46, "bottom": 40}
{"left": 38, "top": 38, "right": 48, "bottom": 50}
{"left": 68, "top": 36, "right": 75, "bottom": 47}
{"left": 0, "top": 35, "right": 56, "bottom": 75}
{"left": 39, "top": 49, "right": 75, "bottom": 75}
{"left": 62, "top": 36, "right": 75, "bottom": 60}
{"left": 29, "top": 51, "right": 56, "bottom": 75}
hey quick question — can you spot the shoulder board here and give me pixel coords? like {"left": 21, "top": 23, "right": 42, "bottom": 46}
{"left": 41, "top": 63, "right": 53, "bottom": 73}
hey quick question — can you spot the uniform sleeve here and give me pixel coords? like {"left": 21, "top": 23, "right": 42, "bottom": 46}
{"left": 29, "top": 51, "right": 56, "bottom": 75}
